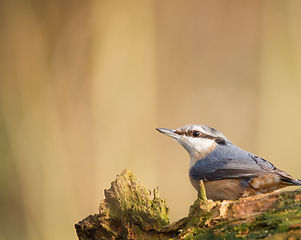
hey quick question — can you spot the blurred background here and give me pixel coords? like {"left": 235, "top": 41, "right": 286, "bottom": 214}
{"left": 1, "top": 0, "right": 301, "bottom": 239}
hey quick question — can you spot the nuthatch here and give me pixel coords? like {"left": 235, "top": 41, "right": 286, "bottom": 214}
{"left": 157, "top": 124, "right": 301, "bottom": 201}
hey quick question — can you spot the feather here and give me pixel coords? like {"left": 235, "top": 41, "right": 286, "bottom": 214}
{"left": 189, "top": 142, "right": 300, "bottom": 185}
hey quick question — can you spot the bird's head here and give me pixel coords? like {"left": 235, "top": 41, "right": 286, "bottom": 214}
{"left": 157, "top": 124, "right": 228, "bottom": 161}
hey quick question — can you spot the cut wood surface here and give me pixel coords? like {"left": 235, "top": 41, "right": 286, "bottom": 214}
{"left": 75, "top": 169, "right": 301, "bottom": 239}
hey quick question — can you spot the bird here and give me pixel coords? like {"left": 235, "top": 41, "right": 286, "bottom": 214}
{"left": 156, "top": 124, "right": 301, "bottom": 201}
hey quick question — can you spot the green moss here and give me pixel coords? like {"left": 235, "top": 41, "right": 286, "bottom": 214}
{"left": 104, "top": 169, "right": 169, "bottom": 233}
{"left": 179, "top": 191, "right": 301, "bottom": 240}
{"left": 77, "top": 170, "right": 301, "bottom": 240}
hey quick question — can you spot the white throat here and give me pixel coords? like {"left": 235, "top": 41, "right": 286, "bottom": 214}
{"left": 177, "top": 137, "right": 216, "bottom": 167}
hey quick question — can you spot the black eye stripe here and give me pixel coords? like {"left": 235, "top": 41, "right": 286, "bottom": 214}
{"left": 176, "top": 129, "right": 226, "bottom": 145}
{"left": 184, "top": 130, "right": 212, "bottom": 138}
{"left": 199, "top": 133, "right": 215, "bottom": 139}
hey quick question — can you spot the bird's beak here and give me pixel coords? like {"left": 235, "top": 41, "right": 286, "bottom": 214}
{"left": 156, "top": 128, "right": 180, "bottom": 139}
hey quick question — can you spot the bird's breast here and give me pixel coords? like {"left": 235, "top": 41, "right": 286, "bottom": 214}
{"left": 190, "top": 174, "right": 289, "bottom": 201}
{"left": 190, "top": 178, "right": 252, "bottom": 200}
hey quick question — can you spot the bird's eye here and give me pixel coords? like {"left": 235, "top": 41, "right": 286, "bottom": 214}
{"left": 192, "top": 131, "right": 200, "bottom": 137}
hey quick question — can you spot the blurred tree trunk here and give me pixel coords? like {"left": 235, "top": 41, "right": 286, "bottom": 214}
{"left": 75, "top": 170, "right": 301, "bottom": 240}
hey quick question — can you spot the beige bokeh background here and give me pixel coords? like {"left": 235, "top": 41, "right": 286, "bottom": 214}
{"left": 1, "top": 1, "right": 301, "bottom": 239}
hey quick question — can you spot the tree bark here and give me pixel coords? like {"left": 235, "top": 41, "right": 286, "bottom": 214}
{"left": 75, "top": 170, "right": 301, "bottom": 240}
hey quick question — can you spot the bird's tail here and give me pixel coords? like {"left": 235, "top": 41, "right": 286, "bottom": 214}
{"left": 281, "top": 176, "right": 301, "bottom": 186}
{"left": 291, "top": 179, "right": 301, "bottom": 186}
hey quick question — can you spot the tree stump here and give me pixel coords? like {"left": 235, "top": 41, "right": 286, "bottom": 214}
{"left": 75, "top": 169, "right": 301, "bottom": 239}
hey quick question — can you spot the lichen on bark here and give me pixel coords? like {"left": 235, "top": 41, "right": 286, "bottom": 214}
{"left": 75, "top": 169, "right": 301, "bottom": 240}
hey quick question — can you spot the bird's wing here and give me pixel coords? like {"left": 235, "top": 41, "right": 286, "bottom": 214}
{"left": 189, "top": 154, "right": 292, "bottom": 182}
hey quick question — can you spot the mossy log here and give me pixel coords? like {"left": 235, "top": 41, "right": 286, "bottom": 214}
{"left": 75, "top": 169, "right": 301, "bottom": 240}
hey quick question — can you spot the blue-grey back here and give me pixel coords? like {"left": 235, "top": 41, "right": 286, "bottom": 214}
{"left": 189, "top": 142, "right": 279, "bottom": 181}
{"left": 205, "top": 142, "right": 253, "bottom": 162}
